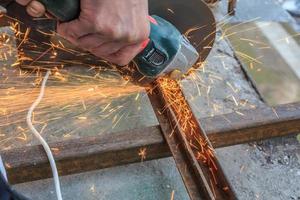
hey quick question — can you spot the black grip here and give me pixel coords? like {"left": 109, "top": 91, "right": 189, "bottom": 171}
{"left": 38, "top": 0, "right": 80, "bottom": 22}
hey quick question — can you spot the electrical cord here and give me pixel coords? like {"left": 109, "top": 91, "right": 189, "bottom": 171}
{"left": 0, "top": 154, "right": 7, "bottom": 182}
{"left": 26, "top": 70, "right": 63, "bottom": 200}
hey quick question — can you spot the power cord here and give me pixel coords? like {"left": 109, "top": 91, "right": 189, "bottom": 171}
{"left": 0, "top": 155, "right": 7, "bottom": 181}
{"left": 26, "top": 70, "right": 63, "bottom": 200}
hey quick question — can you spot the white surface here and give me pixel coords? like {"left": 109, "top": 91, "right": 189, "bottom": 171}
{"left": 256, "top": 21, "right": 300, "bottom": 79}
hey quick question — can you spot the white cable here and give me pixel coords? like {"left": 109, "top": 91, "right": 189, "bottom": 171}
{"left": 26, "top": 70, "right": 63, "bottom": 200}
{"left": 0, "top": 155, "right": 7, "bottom": 181}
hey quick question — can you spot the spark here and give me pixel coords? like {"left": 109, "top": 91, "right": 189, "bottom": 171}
{"left": 90, "top": 185, "right": 96, "bottom": 193}
{"left": 0, "top": 25, "right": 144, "bottom": 142}
{"left": 135, "top": 93, "right": 140, "bottom": 101}
{"left": 167, "top": 8, "right": 175, "bottom": 14}
{"left": 77, "top": 116, "right": 87, "bottom": 120}
{"left": 157, "top": 78, "right": 227, "bottom": 194}
{"left": 240, "top": 165, "right": 245, "bottom": 173}
{"left": 239, "top": 38, "right": 269, "bottom": 46}
{"left": 0, "top": 15, "right": 268, "bottom": 195}
{"left": 170, "top": 190, "right": 175, "bottom": 200}
{"left": 5, "top": 163, "right": 11, "bottom": 169}
{"left": 235, "top": 51, "right": 263, "bottom": 64}
{"left": 81, "top": 100, "right": 87, "bottom": 111}
{"left": 226, "top": 81, "right": 238, "bottom": 93}
{"left": 50, "top": 147, "right": 60, "bottom": 155}
{"left": 63, "top": 134, "right": 71, "bottom": 138}
{"left": 272, "top": 107, "right": 279, "bottom": 119}
{"left": 16, "top": 131, "right": 27, "bottom": 141}
{"left": 230, "top": 95, "right": 239, "bottom": 106}
{"left": 138, "top": 147, "right": 147, "bottom": 162}
{"left": 235, "top": 111, "right": 245, "bottom": 116}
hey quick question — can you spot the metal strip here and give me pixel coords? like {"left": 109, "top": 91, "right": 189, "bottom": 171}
{"left": 228, "top": 0, "right": 237, "bottom": 15}
{"left": 2, "top": 102, "right": 300, "bottom": 185}
{"left": 148, "top": 79, "right": 237, "bottom": 200}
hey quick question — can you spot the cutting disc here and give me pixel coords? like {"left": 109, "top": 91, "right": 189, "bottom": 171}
{"left": 150, "top": 0, "right": 216, "bottom": 65}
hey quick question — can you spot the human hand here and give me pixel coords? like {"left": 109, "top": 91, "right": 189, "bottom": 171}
{"left": 16, "top": 0, "right": 45, "bottom": 17}
{"left": 16, "top": 0, "right": 150, "bottom": 66}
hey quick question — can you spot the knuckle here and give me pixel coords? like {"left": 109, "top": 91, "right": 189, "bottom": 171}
{"left": 123, "top": 32, "right": 135, "bottom": 43}
{"left": 137, "top": 31, "right": 149, "bottom": 42}
{"left": 94, "top": 23, "right": 122, "bottom": 40}
{"left": 121, "top": 31, "right": 147, "bottom": 44}
{"left": 91, "top": 18, "right": 150, "bottom": 44}
{"left": 109, "top": 28, "right": 122, "bottom": 40}
{"left": 129, "top": 23, "right": 150, "bottom": 43}
{"left": 141, "top": 22, "right": 151, "bottom": 39}
{"left": 89, "top": 16, "right": 103, "bottom": 31}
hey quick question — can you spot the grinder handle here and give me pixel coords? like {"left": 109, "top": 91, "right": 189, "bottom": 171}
{"left": 37, "top": 0, "right": 80, "bottom": 22}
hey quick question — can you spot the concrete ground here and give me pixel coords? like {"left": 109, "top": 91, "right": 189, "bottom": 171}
{"left": 277, "top": 0, "right": 300, "bottom": 30}
{"left": 10, "top": 0, "right": 300, "bottom": 199}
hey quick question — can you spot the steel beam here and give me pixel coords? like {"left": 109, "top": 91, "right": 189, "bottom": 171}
{"left": 1, "top": 102, "right": 300, "bottom": 186}
{"left": 148, "top": 81, "right": 236, "bottom": 200}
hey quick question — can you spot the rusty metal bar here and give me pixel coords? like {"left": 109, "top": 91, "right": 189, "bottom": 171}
{"left": 205, "top": 102, "right": 300, "bottom": 147}
{"left": 1, "top": 102, "right": 300, "bottom": 185}
{"left": 148, "top": 80, "right": 237, "bottom": 200}
{"left": 203, "top": 0, "right": 219, "bottom": 4}
{"left": 203, "top": 0, "right": 236, "bottom": 15}
{"left": 148, "top": 89, "right": 210, "bottom": 199}
{"left": 228, "top": 0, "right": 237, "bottom": 15}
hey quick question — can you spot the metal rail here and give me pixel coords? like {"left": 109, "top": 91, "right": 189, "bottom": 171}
{"left": 203, "top": 0, "right": 237, "bottom": 15}
{"left": 2, "top": 102, "right": 300, "bottom": 185}
{"left": 148, "top": 80, "right": 237, "bottom": 200}
{"left": 228, "top": 0, "right": 237, "bottom": 15}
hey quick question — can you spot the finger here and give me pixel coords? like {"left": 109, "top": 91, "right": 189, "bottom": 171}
{"left": 26, "top": 1, "right": 45, "bottom": 17}
{"left": 57, "top": 19, "right": 94, "bottom": 44}
{"left": 76, "top": 34, "right": 106, "bottom": 51}
{"left": 104, "top": 43, "right": 144, "bottom": 66}
{"left": 16, "top": 0, "right": 31, "bottom": 6}
{"left": 90, "top": 41, "right": 126, "bottom": 56}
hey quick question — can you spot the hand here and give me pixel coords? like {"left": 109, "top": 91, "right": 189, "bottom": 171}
{"left": 16, "top": 0, "right": 150, "bottom": 66}
{"left": 16, "top": 0, "right": 45, "bottom": 17}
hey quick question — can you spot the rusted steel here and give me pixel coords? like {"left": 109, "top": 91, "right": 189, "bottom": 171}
{"left": 205, "top": 102, "right": 300, "bottom": 147}
{"left": 148, "top": 89, "right": 210, "bottom": 199}
{"left": 2, "top": 126, "right": 170, "bottom": 184}
{"left": 203, "top": 0, "right": 219, "bottom": 4}
{"left": 1, "top": 102, "right": 300, "bottom": 185}
{"left": 228, "top": 0, "right": 237, "bottom": 15}
{"left": 148, "top": 80, "right": 237, "bottom": 200}
{"left": 202, "top": 0, "right": 237, "bottom": 15}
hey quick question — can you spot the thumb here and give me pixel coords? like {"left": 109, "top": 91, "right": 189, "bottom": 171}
{"left": 105, "top": 42, "right": 145, "bottom": 66}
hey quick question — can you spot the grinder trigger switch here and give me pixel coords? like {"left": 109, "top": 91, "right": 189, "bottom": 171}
{"left": 144, "top": 43, "right": 167, "bottom": 67}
